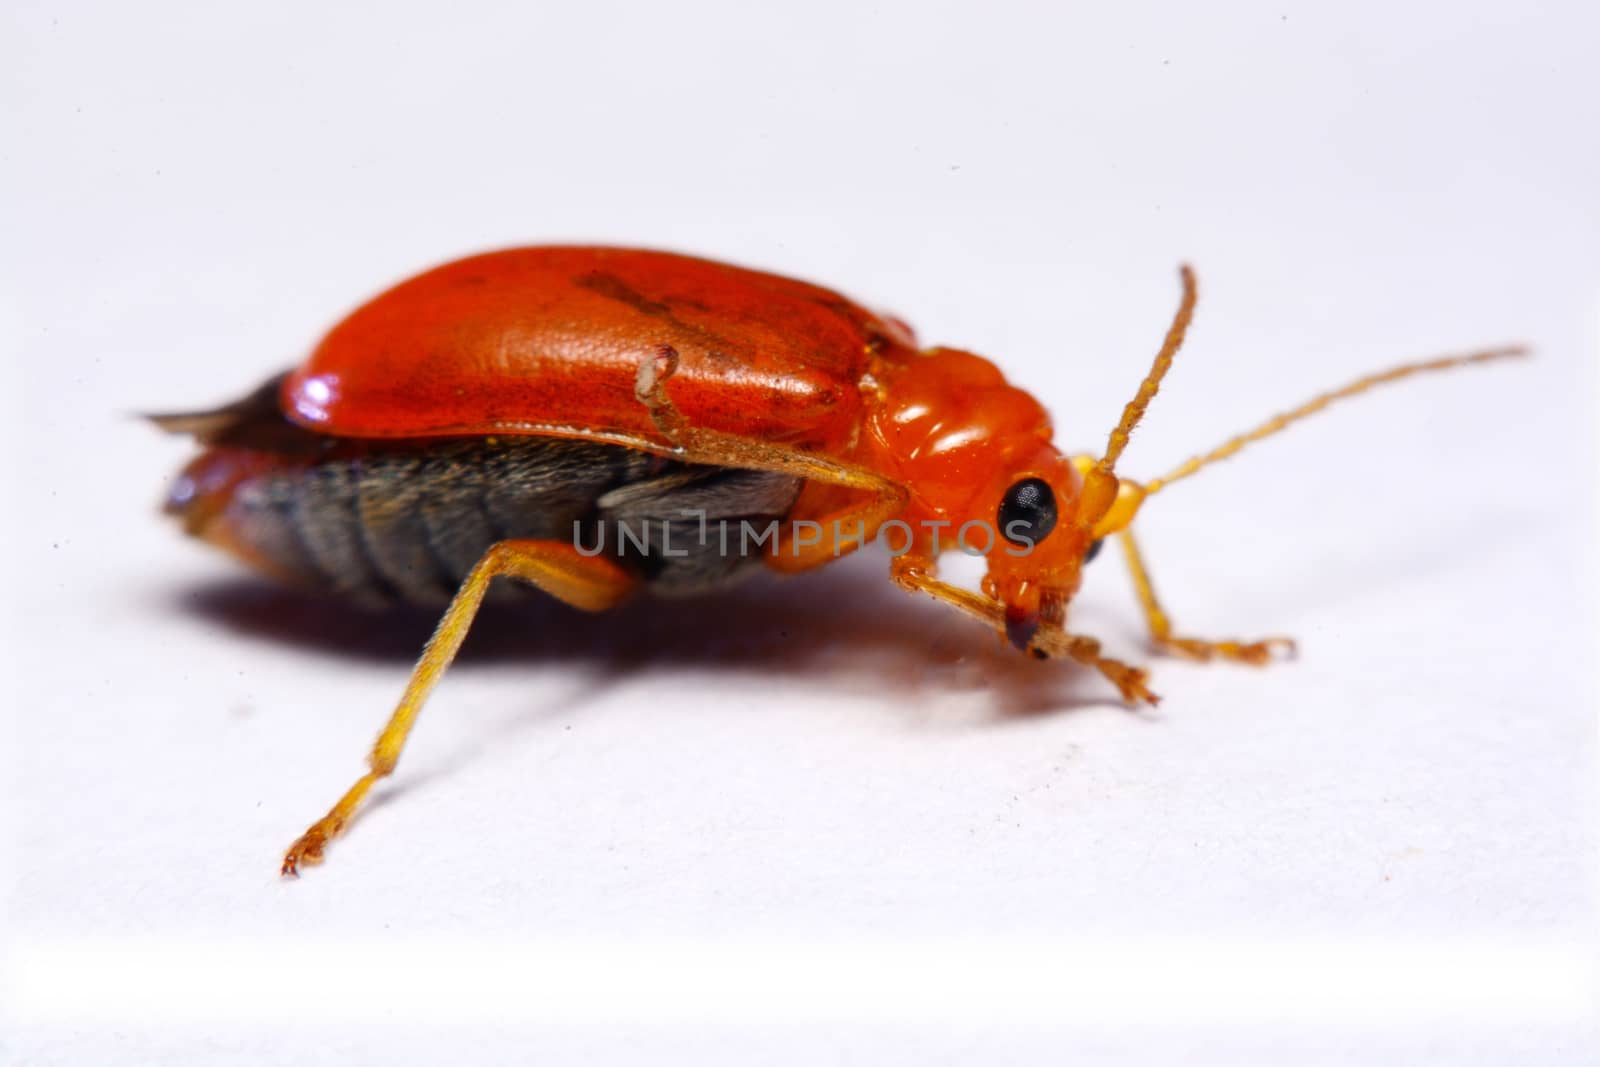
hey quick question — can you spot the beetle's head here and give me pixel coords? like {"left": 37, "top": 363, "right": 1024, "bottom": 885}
{"left": 967, "top": 265, "right": 1204, "bottom": 656}
{"left": 978, "top": 446, "right": 1141, "bottom": 652}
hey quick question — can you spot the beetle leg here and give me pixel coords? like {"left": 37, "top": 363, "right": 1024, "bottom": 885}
{"left": 281, "top": 540, "right": 636, "bottom": 877}
{"left": 767, "top": 483, "right": 910, "bottom": 572}
{"left": 890, "top": 555, "right": 1158, "bottom": 705}
{"left": 1115, "top": 527, "right": 1296, "bottom": 665}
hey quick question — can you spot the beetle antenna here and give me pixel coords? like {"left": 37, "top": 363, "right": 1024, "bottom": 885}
{"left": 1142, "top": 345, "right": 1529, "bottom": 497}
{"left": 1098, "top": 264, "right": 1197, "bottom": 475}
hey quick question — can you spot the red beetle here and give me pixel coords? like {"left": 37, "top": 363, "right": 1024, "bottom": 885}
{"left": 153, "top": 246, "right": 1522, "bottom": 874}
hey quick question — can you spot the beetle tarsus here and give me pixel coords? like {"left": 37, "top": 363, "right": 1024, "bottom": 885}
{"left": 281, "top": 828, "right": 329, "bottom": 877}
{"left": 1156, "top": 634, "right": 1297, "bottom": 666}
{"left": 1091, "top": 656, "right": 1158, "bottom": 706}
{"left": 1119, "top": 668, "right": 1160, "bottom": 707}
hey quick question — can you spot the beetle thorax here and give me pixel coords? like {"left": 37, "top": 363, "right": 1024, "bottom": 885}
{"left": 861, "top": 347, "right": 1057, "bottom": 532}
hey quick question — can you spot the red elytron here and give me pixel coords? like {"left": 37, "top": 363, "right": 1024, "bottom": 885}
{"left": 154, "top": 246, "right": 1523, "bottom": 874}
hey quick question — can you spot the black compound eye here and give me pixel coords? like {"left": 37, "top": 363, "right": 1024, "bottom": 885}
{"left": 998, "top": 477, "right": 1058, "bottom": 547}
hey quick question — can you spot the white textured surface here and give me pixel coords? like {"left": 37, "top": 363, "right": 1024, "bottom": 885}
{"left": 5, "top": 1, "right": 1596, "bottom": 1063}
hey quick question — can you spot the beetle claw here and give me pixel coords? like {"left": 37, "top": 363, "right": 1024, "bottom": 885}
{"left": 281, "top": 828, "right": 329, "bottom": 878}
{"left": 1109, "top": 664, "right": 1159, "bottom": 706}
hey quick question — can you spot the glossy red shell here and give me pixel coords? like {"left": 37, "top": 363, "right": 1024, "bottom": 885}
{"left": 282, "top": 247, "right": 918, "bottom": 454}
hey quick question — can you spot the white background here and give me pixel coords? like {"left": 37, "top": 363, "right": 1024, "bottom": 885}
{"left": 4, "top": 1, "right": 1596, "bottom": 1063}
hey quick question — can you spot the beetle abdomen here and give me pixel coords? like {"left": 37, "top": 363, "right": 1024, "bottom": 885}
{"left": 218, "top": 441, "right": 644, "bottom": 604}
{"left": 161, "top": 382, "right": 802, "bottom": 606}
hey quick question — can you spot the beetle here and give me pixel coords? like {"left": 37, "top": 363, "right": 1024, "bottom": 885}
{"left": 151, "top": 246, "right": 1523, "bottom": 875}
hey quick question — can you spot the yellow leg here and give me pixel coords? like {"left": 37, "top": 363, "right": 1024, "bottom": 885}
{"left": 281, "top": 540, "right": 637, "bottom": 876}
{"left": 891, "top": 555, "right": 1158, "bottom": 705}
{"left": 768, "top": 481, "right": 910, "bottom": 573}
{"left": 1116, "top": 528, "right": 1295, "bottom": 665}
